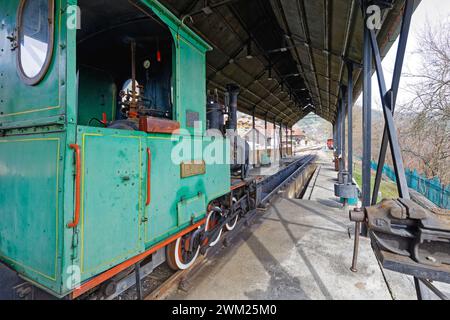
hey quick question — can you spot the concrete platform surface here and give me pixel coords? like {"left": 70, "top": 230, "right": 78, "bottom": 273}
{"left": 169, "top": 197, "right": 395, "bottom": 300}
{"left": 168, "top": 151, "right": 422, "bottom": 300}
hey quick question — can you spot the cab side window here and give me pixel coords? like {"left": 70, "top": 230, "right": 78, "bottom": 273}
{"left": 17, "top": 0, "right": 55, "bottom": 85}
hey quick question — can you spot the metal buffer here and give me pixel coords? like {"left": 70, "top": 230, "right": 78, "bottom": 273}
{"left": 349, "top": 0, "right": 450, "bottom": 300}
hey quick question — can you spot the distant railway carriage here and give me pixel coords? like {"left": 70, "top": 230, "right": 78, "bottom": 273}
{"left": 327, "top": 139, "right": 334, "bottom": 150}
{"left": 0, "top": 0, "right": 253, "bottom": 298}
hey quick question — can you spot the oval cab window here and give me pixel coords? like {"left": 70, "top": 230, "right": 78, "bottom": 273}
{"left": 17, "top": 0, "right": 55, "bottom": 85}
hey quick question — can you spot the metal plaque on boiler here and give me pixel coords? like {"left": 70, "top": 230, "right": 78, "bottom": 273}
{"left": 181, "top": 161, "right": 206, "bottom": 178}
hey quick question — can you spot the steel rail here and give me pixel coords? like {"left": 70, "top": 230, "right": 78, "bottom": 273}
{"left": 259, "top": 154, "right": 317, "bottom": 206}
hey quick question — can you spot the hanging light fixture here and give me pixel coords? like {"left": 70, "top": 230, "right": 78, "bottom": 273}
{"left": 246, "top": 41, "right": 253, "bottom": 60}
{"left": 202, "top": 0, "right": 213, "bottom": 15}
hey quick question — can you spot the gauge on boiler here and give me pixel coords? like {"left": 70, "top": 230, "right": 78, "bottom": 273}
{"left": 143, "top": 59, "right": 151, "bottom": 70}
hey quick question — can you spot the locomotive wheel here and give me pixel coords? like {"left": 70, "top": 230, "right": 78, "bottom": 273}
{"left": 225, "top": 215, "right": 239, "bottom": 231}
{"left": 205, "top": 208, "right": 223, "bottom": 247}
{"left": 225, "top": 198, "right": 239, "bottom": 231}
{"left": 166, "top": 230, "right": 201, "bottom": 271}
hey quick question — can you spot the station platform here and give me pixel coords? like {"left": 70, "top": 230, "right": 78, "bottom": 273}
{"left": 168, "top": 150, "right": 418, "bottom": 300}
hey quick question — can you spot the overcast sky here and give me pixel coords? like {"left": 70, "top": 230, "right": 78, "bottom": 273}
{"left": 356, "top": 0, "right": 450, "bottom": 108}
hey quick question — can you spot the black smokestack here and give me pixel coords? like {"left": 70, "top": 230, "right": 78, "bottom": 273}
{"left": 226, "top": 83, "right": 240, "bottom": 131}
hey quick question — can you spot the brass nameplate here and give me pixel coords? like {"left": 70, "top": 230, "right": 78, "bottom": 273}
{"left": 181, "top": 161, "right": 206, "bottom": 178}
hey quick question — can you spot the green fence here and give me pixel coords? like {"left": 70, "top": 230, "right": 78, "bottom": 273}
{"left": 370, "top": 161, "right": 450, "bottom": 209}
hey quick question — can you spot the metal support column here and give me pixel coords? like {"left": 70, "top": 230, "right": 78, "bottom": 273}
{"left": 365, "top": 0, "right": 423, "bottom": 299}
{"left": 350, "top": 2, "right": 373, "bottom": 269}
{"left": 347, "top": 62, "right": 354, "bottom": 180}
{"left": 362, "top": 9, "right": 372, "bottom": 211}
{"left": 333, "top": 123, "right": 337, "bottom": 149}
{"left": 351, "top": 2, "right": 424, "bottom": 295}
{"left": 264, "top": 116, "right": 268, "bottom": 154}
{"left": 279, "top": 123, "right": 283, "bottom": 160}
{"left": 252, "top": 107, "right": 256, "bottom": 168}
{"left": 338, "top": 96, "right": 345, "bottom": 174}
{"left": 341, "top": 85, "right": 347, "bottom": 172}
{"left": 285, "top": 126, "right": 289, "bottom": 157}
{"left": 371, "top": 0, "right": 414, "bottom": 203}
{"left": 333, "top": 122, "right": 337, "bottom": 170}
{"left": 336, "top": 98, "right": 342, "bottom": 172}
{"left": 369, "top": 31, "right": 410, "bottom": 200}
{"left": 290, "top": 128, "right": 294, "bottom": 156}
{"left": 273, "top": 121, "right": 277, "bottom": 162}
{"left": 333, "top": 122, "right": 337, "bottom": 171}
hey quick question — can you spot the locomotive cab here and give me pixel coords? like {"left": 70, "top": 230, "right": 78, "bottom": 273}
{"left": 0, "top": 0, "right": 231, "bottom": 298}
{"left": 76, "top": 0, "right": 175, "bottom": 129}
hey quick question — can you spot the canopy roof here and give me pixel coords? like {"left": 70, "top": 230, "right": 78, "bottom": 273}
{"left": 158, "top": 0, "right": 420, "bottom": 126}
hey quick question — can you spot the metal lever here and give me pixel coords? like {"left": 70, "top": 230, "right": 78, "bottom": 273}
{"left": 349, "top": 207, "right": 365, "bottom": 272}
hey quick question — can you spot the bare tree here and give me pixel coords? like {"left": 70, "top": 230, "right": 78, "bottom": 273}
{"left": 352, "top": 104, "right": 385, "bottom": 163}
{"left": 397, "top": 18, "right": 450, "bottom": 183}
